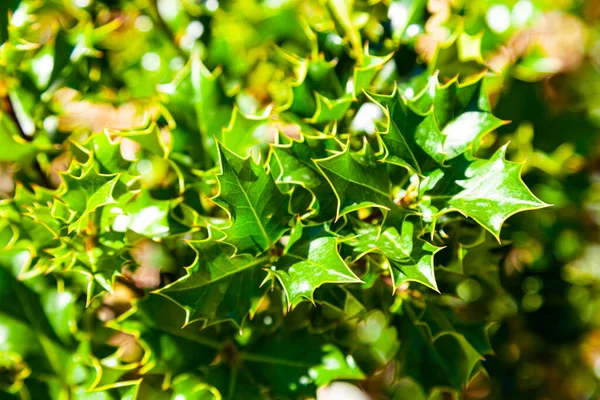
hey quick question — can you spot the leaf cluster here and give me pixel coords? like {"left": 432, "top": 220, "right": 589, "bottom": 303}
{"left": 3, "top": 0, "right": 587, "bottom": 399}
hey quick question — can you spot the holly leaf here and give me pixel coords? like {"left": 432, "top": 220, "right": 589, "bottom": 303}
{"left": 269, "top": 222, "right": 361, "bottom": 308}
{"left": 70, "top": 246, "right": 125, "bottom": 305}
{"left": 21, "top": 202, "right": 64, "bottom": 240}
{"left": 314, "top": 140, "right": 393, "bottom": 218}
{"left": 419, "top": 145, "right": 550, "bottom": 239}
{"left": 72, "top": 133, "right": 137, "bottom": 186}
{"left": 410, "top": 74, "right": 508, "bottom": 159}
{"left": 419, "top": 303, "right": 495, "bottom": 357}
{"left": 159, "top": 53, "right": 231, "bottom": 166}
{"left": 189, "top": 54, "right": 229, "bottom": 163}
{"left": 377, "top": 221, "right": 441, "bottom": 291}
{"left": 156, "top": 238, "right": 269, "bottom": 328}
{"left": 326, "top": 0, "right": 363, "bottom": 62}
{"left": 117, "top": 122, "right": 171, "bottom": 159}
{"left": 269, "top": 135, "right": 338, "bottom": 221}
{"left": 368, "top": 88, "right": 445, "bottom": 174}
{"left": 213, "top": 142, "right": 293, "bottom": 255}
{"left": 348, "top": 216, "right": 441, "bottom": 291}
{"left": 58, "top": 155, "right": 120, "bottom": 231}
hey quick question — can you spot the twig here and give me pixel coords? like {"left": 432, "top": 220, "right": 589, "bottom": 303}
{"left": 148, "top": 0, "right": 188, "bottom": 60}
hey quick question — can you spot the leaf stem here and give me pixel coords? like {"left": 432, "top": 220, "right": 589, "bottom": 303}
{"left": 238, "top": 352, "right": 315, "bottom": 368}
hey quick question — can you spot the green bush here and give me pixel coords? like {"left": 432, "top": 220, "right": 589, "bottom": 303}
{"left": 1, "top": 0, "right": 599, "bottom": 399}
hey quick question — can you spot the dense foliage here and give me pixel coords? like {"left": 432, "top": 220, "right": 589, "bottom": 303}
{"left": 1, "top": 0, "right": 599, "bottom": 399}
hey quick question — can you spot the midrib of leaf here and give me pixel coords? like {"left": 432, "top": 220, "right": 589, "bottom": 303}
{"left": 230, "top": 166, "right": 273, "bottom": 250}
{"left": 426, "top": 193, "right": 543, "bottom": 206}
{"left": 385, "top": 118, "right": 421, "bottom": 174}
{"left": 377, "top": 229, "right": 415, "bottom": 263}
{"left": 240, "top": 352, "right": 315, "bottom": 368}
{"left": 163, "top": 254, "right": 270, "bottom": 291}
{"left": 285, "top": 252, "right": 354, "bottom": 280}
{"left": 318, "top": 162, "right": 390, "bottom": 199}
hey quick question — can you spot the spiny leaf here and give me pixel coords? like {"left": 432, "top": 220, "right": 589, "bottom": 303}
{"left": 349, "top": 215, "right": 441, "bottom": 291}
{"left": 326, "top": 0, "right": 363, "bottom": 62}
{"left": 314, "top": 140, "right": 393, "bottom": 218}
{"left": 410, "top": 74, "right": 508, "bottom": 159}
{"left": 353, "top": 46, "right": 394, "bottom": 97}
{"left": 113, "top": 122, "right": 171, "bottom": 158}
{"left": 369, "top": 88, "right": 445, "bottom": 174}
{"left": 269, "top": 135, "right": 338, "bottom": 220}
{"left": 213, "top": 142, "right": 293, "bottom": 255}
{"left": 58, "top": 155, "right": 120, "bottom": 224}
{"left": 156, "top": 238, "right": 269, "bottom": 328}
{"left": 419, "top": 145, "right": 549, "bottom": 239}
{"left": 429, "top": 32, "right": 486, "bottom": 80}
{"left": 270, "top": 222, "right": 361, "bottom": 308}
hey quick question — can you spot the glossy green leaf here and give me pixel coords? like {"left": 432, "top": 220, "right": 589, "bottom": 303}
{"left": 221, "top": 107, "right": 272, "bottom": 158}
{"left": 410, "top": 75, "right": 507, "bottom": 159}
{"left": 420, "top": 145, "right": 549, "bottom": 238}
{"left": 349, "top": 216, "right": 441, "bottom": 291}
{"left": 269, "top": 135, "right": 338, "bottom": 220}
{"left": 270, "top": 222, "right": 361, "bottom": 308}
{"left": 58, "top": 156, "right": 120, "bottom": 222}
{"left": 213, "top": 142, "right": 293, "bottom": 255}
{"left": 156, "top": 238, "right": 269, "bottom": 327}
{"left": 369, "top": 89, "right": 445, "bottom": 173}
{"left": 314, "top": 141, "right": 393, "bottom": 218}
{"left": 353, "top": 47, "right": 394, "bottom": 96}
